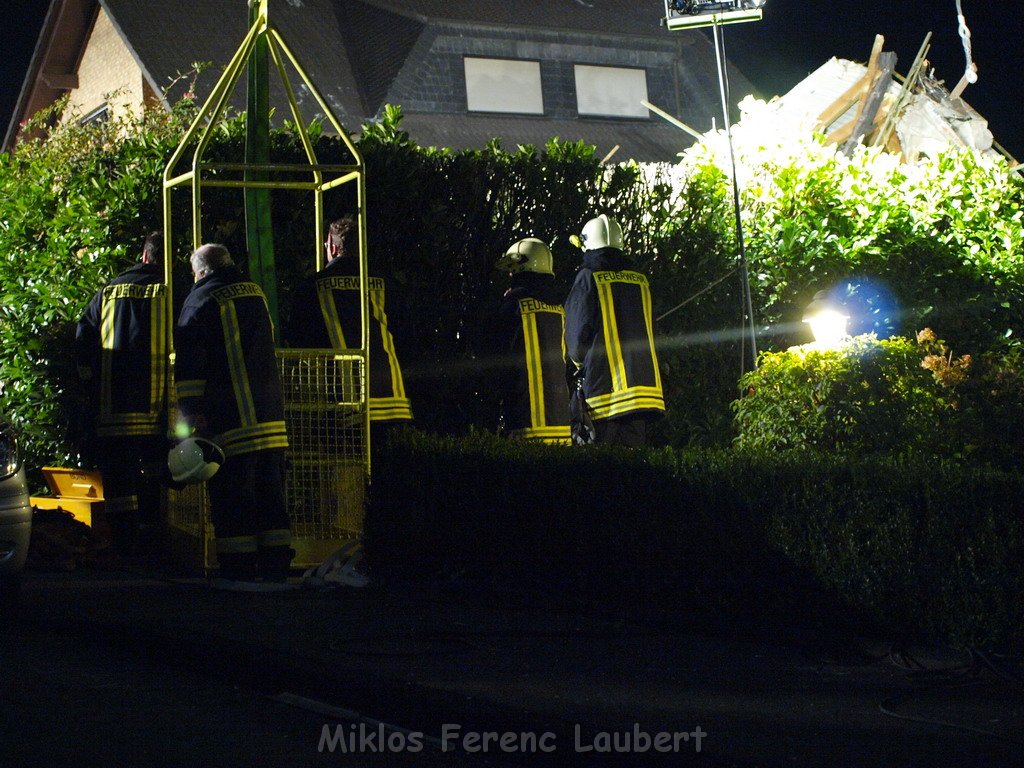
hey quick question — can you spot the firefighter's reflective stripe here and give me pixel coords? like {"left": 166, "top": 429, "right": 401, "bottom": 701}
{"left": 586, "top": 271, "right": 664, "bottom": 419}
{"left": 219, "top": 300, "right": 258, "bottom": 427}
{"left": 176, "top": 379, "right": 206, "bottom": 399}
{"left": 369, "top": 398, "right": 414, "bottom": 421}
{"left": 372, "top": 287, "right": 409, "bottom": 409}
{"left": 317, "top": 281, "right": 348, "bottom": 349}
{"left": 216, "top": 535, "right": 258, "bottom": 554}
{"left": 176, "top": 271, "right": 287, "bottom": 465}
{"left": 217, "top": 421, "right": 289, "bottom": 458}
{"left": 315, "top": 276, "right": 412, "bottom": 422}
{"left": 96, "top": 413, "right": 163, "bottom": 427}
{"left": 511, "top": 425, "right": 572, "bottom": 444}
{"left": 257, "top": 529, "right": 292, "bottom": 547}
{"left": 516, "top": 299, "right": 571, "bottom": 443}
{"left": 97, "top": 282, "right": 167, "bottom": 436}
{"left": 95, "top": 412, "right": 163, "bottom": 438}
{"left": 149, "top": 289, "right": 168, "bottom": 418}
{"left": 586, "top": 387, "right": 666, "bottom": 420}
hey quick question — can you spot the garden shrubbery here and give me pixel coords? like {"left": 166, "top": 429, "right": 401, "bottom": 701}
{"left": 367, "top": 429, "right": 1024, "bottom": 651}
{"left": 3, "top": 93, "right": 1024, "bottom": 645}
{"left": 4, "top": 95, "right": 1024, "bottom": 471}
{"left": 733, "top": 330, "right": 1024, "bottom": 470}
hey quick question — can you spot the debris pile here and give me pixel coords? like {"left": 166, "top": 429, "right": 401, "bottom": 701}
{"left": 756, "top": 34, "right": 1011, "bottom": 165}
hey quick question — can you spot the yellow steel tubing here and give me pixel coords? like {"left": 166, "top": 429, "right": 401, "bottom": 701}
{"left": 269, "top": 26, "right": 368, "bottom": 471}
{"left": 189, "top": 17, "right": 265, "bottom": 245}
{"left": 356, "top": 172, "right": 370, "bottom": 472}
{"left": 267, "top": 35, "right": 322, "bottom": 171}
{"left": 162, "top": 187, "right": 174, "bottom": 356}
{"left": 268, "top": 29, "right": 363, "bottom": 163}
{"left": 164, "top": 170, "right": 195, "bottom": 189}
{"left": 266, "top": 31, "right": 325, "bottom": 275}
{"left": 199, "top": 179, "right": 319, "bottom": 191}
{"left": 160, "top": 2, "right": 371, "bottom": 482}
{"left": 163, "top": 18, "right": 262, "bottom": 188}
{"left": 197, "top": 163, "right": 360, "bottom": 174}
{"left": 320, "top": 171, "right": 361, "bottom": 192}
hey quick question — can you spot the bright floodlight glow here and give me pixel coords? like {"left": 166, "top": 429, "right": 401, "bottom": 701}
{"left": 805, "top": 310, "right": 850, "bottom": 348}
{"left": 802, "top": 290, "right": 850, "bottom": 348}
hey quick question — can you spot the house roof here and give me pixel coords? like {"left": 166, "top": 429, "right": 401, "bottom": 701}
{"left": 354, "top": 0, "right": 673, "bottom": 38}
{"left": 7, "top": 0, "right": 742, "bottom": 161}
{"left": 5, "top": 0, "right": 95, "bottom": 148}
{"left": 403, "top": 112, "right": 692, "bottom": 163}
{"left": 102, "top": 0, "right": 367, "bottom": 123}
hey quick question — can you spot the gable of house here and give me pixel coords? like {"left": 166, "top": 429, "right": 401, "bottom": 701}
{"left": 8, "top": 0, "right": 755, "bottom": 162}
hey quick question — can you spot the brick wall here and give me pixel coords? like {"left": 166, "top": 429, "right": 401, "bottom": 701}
{"left": 63, "top": 6, "right": 146, "bottom": 124}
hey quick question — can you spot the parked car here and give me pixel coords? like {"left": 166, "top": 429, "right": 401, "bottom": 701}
{"left": 0, "top": 419, "right": 32, "bottom": 606}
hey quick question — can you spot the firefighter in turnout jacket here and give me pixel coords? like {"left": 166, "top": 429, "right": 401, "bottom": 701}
{"left": 564, "top": 215, "right": 665, "bottom": 447}
{"left": 286, "top": 215, "right": 412, "bottom": 447}
{"left": 75, "top": 231, "right": 169, "bottom": 554}
{"left": 491, "top": 238, "right": 571, "bottom": 444}
{"left": 174, "top": 244, "right": 293, "bottom": 583}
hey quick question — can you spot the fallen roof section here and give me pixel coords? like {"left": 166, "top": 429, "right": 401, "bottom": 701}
{"left": 754, "top": 35, "right": 1015, "bottom": 167}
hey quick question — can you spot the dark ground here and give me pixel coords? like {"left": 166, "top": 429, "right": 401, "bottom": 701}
{"left": 1, "top": 566, "right": 1021, "bottom": 768}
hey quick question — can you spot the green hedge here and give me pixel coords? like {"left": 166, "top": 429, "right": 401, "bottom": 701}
{"left": 734, "top": 331, "right": 1024, "bottom": 470}
{"left": 0, "top": 102, "right": 740, "bottom": 473}
{"left": 366, "top": 430, "right": 1024, "bottom": 651}
{"left": 3, "top": 97, "right": 1024, "bottom": 475}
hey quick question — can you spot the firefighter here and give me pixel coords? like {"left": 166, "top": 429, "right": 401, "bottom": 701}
{"left": 285, "top": 215, "right": 412, "bottom": 450}
{"left": 174, "top": 244, "right": 293, "bottom": 585}
{"left": 75, "top": 231, "right": 169, "bottom": 556}
{"left": 490, "top": 237, "right": 571, "bottom": 444}
{"left": 564, "top": 214, "right": 665, "bottom": 447}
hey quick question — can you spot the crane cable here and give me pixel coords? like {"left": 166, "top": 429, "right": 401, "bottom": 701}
{"left": 955, "top": 0, "right": 978, "bottom": 86}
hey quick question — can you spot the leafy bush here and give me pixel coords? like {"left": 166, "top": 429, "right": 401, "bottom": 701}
{"left": 367, "top": 429, "right": 1024, "bottom": 651}
{"left": 4, "top": 94, "right": 1024, "bottom": 474}
{"left": 702, "top": 102, "right": 1024, "bottom": 350}
{"left": 733, "top": 330, "right": 1024, "bottom": 469}
{"left": 0, "top": 97, "right": 201, "bottom": 473}
{"left": 0, "top": 101, "right": 741, "bottom": 473}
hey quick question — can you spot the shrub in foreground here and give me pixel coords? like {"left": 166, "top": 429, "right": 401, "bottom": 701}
{"left": 367, "top": 430, "right": 1023, "bottom": 651}
{"left": 733, "top": 331, "right": 1024, "bottom": 470}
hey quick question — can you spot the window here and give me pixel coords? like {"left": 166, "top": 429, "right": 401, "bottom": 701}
{"left": 574, "top": 65, "right": 649, "bottom": 119}
{"left": 464, "top": 57, "right": 543, "bottom": 115}
{"left": 80, "top": 105, "right": 110, "bottom": 126}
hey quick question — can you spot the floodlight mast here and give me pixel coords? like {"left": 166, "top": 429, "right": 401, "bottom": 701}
{"left": 663, "top": 1, "right": 763, "bottom": 30}
{"left": 663, "top": 0, "right": 760, "bottom": 374}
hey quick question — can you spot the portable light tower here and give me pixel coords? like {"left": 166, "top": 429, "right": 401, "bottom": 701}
{"left": 663, "top": 1, "right": 765, "bottom": 30}
{"left": 662, "top": 0, "right": 765, "bottom": 373}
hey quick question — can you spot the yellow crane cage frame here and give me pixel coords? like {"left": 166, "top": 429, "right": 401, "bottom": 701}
{"left": 161, "top": 0, "right": 370, "bottom": 571}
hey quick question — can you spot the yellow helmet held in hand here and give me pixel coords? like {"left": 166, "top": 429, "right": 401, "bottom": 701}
{"left": 579, "top": 214, "right": 623, "bottom": 251}
{"left": 495, "top": 238, "right": 554, "bottom": 276}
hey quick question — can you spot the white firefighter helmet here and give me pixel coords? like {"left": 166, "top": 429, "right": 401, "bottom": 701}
{"left": 494, "top": 237, "right": 554, "bottom": 276}
{"left": 167, "top": 437, "right": 225, "bottom": 485}
{"left": 579, "top": 214, "right": 623, "bottom": 251}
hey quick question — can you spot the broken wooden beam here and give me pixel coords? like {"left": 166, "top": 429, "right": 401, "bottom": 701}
{"left": 840, "top": 50, "right": 897, "bottom": 155}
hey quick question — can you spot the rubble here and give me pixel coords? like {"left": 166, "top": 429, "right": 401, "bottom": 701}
{"left": 755, "top": 34, "right": 1012, "bottom": 166}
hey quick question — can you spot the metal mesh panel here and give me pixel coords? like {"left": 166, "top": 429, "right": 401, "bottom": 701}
{"left": 166, "top": 349, "right": 368, "bottom": 569}
{"left": 279, "top": 350, "right": 368, "bottom": 540}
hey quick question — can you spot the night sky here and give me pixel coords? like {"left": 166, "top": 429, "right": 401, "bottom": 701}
{"left": 1, "top": 1, "right": 1021, "bottom": 157}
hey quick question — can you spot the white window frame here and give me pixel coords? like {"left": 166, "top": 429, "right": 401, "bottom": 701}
{"left": 464, "top": 57, "right": 544, "bottom": 115}
{"left": 574, "top": 65, "right": 650, "bottom": 119}
{"left": 80, "top": 104, "right": 110, "bottom": 126}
